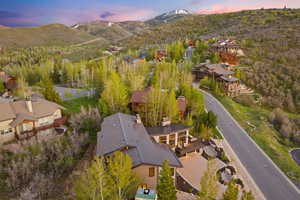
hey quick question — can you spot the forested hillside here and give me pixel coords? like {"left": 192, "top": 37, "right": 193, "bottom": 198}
{"left": 124, "top": 9, "right": 300, "bottom": 113}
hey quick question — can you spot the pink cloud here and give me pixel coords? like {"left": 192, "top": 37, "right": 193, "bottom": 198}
{"left": 48, "top": 5, "right": 154, "bottom": 25}
{"left": 196, "top": 1, "right": 286, "bottom": 14}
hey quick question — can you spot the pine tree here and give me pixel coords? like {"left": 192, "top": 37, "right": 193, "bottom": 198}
{"left": 223, "top": 181, "right": 239, "bottom": 200}
{"left": 73, "top": 157, "right": 108, "bottom": 200}
{"left": 241, "top": 191, "right": 255, "bottom": 200}
{"left": 40, "top": 77, "right": 62, "bottom": 104}
{"left": 198, "top": 160, "right": 218, "bottom": 200}
{"left": 107, "top": 152, "right": 140, "bottom": 200}
{"left": 101, "top": 71, "right": 129, "bottom": 114}
{"left": 51, "top": 64, "right": 61, "bottom": 84}
{"left": 206, "top": 111, "right": 217, "bottom": 128}
{"left": 157, "top": 160, "right": 177, "bottom": 200}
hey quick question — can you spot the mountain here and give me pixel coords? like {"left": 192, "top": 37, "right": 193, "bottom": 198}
{"left": 124, "top": 8, "right": 300, "bottom": 114}
{"left": 71, "top": 9, "right": 191, "bottom": 42}
{"left": 72, "top": 21, "right": 132, "bottom": 41}
{"left": 0, "top": 24, "right": 97, "bottom": 48}
{"left": 146, "top": 9, "right": 192, "bottom": 26}
{"left": 71, "top": 20, "right": 147, "bottom": 42}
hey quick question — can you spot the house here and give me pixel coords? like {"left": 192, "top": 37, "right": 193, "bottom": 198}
{"left": 0, "top": 97, "right": 66, "bottom": 144}
{"left": 97, "top": 113, "right": 182, "bottom": 189}
{"left": 146, "top": 118, "right": 192, "bottom": 149}
{"left": 192, "top": 63, "right": 241, "bottom": 96}
{"left": 211, "top": 39, "right": 242, "bottom": 65}
{"left": 107, "top": 45, "right": 123, "bottom": 53}
{"left": 131, "top": 88, "right": 188, "bottom": 118}
{"left": 155, "top": 50, "right": 167, "bottom": 62}
{"left": 0, "top": 71, "right": 17, "bottom": 93}
{"left": 124, "top": 56, "right": 145, "bottom": 65}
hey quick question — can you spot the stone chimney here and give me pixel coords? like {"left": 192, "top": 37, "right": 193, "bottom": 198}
{"left": 136, "top": 114, "right": 142, "bottom": 124}
{"left": 162, "top": 117, "right": 171, "bottom": 127}
{"left": 25, "top": 97, "right": 33, "bottom": 113}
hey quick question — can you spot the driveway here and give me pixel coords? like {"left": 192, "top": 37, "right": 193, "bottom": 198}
{"left": 202, "top": 90, "right": 300, "bottom": 200}
{"left": 177, "top": 153, "right": 226, "bottom": 198}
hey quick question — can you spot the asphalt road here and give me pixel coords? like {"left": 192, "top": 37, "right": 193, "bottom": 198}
{"left": 203, "top": 91, "right": 300, "bottom": 200}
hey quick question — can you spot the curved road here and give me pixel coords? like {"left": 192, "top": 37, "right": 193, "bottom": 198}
{"left": 203, "top": 90, "right": 300, "bottom": 200}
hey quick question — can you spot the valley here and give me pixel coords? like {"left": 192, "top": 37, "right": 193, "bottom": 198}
{"left": 0, "top": 7, "right": 299, "bottom": 200}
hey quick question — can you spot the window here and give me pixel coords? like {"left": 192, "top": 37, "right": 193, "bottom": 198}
{"left": 39, "top": 117, "right": 50, "bottom": 126}
{"left": 170, "top": 168, "right": 175, "bottom": 176}
{"left": 149, "top": 167, "right": 155, "bottom": 177}
{"left": 178, "top": 132, "right": 187, "bottom": 146}
{"left": 0, "top": 128, "right": 13, "bottom": 135}
{"left": 169, "top": 134, "right": 176, "bottom": 147}
{"left": 159, "top": 136, "right": 167, "bottom": 144}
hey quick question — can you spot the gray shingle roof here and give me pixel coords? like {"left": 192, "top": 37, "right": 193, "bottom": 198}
{"left": 206, "top": 64, "right": 234, "bottom": 76}
{"left": 220, "top": 75, "right": 239, "bottom": 82}
{"left": 97, "top": 113, "right": 182, "bottom": 168}
{"left": 146, "top": 123, "right": 192, "bottom": 136}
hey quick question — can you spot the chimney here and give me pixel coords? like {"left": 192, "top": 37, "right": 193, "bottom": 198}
{"left": 25, "top": 97, "right": 33, "bottom": 113}
{"left": 136, "top": 114, "right": 142, "bottom": 124}
{"left": 162, "top": 117, "right": 171, "bottom": 127}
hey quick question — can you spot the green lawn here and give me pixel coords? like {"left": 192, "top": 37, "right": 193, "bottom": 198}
{"left": 217, "top": 96, "right": 300, "bottom": 181}
{"left": 62, "top": 97, "right": 99, "bottom": 114}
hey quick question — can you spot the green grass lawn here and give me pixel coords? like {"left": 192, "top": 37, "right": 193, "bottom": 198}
{"left": 217, "top": 96, "right": 300, "bottom": 181}
{"left": 62, "top": 97, "right": 99, "bottom": 114}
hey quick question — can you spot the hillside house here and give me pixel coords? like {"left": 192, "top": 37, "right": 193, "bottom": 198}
{"left": 192, "top": 63, "right": 241, "bottom": 96}
{"left": 211, "top": 39, "right": 243, "bottom": 65}
{"left": 97, "top": 113, "right": 183, "bottom": 189}
{"left": 131, "top": 88, "right": 187, "bottom": 119}
{"left": 0, "top": 71, "right": 17, "bottom": 94}
{"left": 155, "top": 50, "right": 167, "bottom": 62}
{"left": 0, "top": 98, "right": 66, "bottom": 144}
{"left": 124, "top": 56, "right": 145, "bottom": 65}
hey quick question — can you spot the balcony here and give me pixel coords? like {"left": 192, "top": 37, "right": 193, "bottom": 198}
{"left": 16, "top": 116, "right": 68, "bottom": 141}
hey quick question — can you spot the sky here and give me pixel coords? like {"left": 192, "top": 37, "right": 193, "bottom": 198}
{"left": 0, "top": 0, "right": 299, "bottom": 27}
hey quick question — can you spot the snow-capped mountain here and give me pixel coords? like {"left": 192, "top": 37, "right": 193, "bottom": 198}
{"left": 162, "top": 9, "right": 191, "bottom": 17}
{"left": 146, "top": 9, "right": 192, "bottom": 26}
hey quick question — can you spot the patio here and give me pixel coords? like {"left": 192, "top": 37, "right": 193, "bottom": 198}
{"left": 177, "top": 152, "right": 226, "bottom": 190}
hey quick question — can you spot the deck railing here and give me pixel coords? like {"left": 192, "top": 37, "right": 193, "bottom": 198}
{"left": 17, "top": 116, "right": 68, "bottom": 141}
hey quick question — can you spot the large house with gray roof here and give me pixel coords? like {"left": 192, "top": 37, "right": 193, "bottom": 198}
{"left": 192, "top": 63, "right": 241, "bottom": 96}
{"left": 97, "top": 113, "right": 185, "bottom": 189}
{"left": 0, "top": 98, "right": 66, "bottom": 144}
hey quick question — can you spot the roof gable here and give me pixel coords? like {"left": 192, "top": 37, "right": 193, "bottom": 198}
{"left": 97, "top": 113, "right": 182, "bottom": 168}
